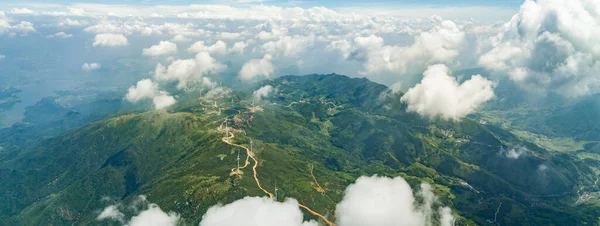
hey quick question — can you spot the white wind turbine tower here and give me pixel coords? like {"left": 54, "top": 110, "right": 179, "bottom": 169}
{"left": 274, "top": 183, "right": 279, "bottom": 201}
{"left": 236, "top": 149, "right": 240, "bottom": 171}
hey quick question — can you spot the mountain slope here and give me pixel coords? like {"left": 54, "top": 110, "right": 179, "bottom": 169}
{"left": 0, "top": 74, "right": 598, "bottom": 225}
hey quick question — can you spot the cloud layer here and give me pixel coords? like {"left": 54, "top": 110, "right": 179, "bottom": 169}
{"left": 1, "top": 2, "right": 508, "bottom": 102}
{"left": 97, "top": 195, "right": 180, "bottom": 226}
{"left": 336, "top": 175, "right": 454, "bottom": 226}
{"left": 198, "top": 176, "right": 454, "bottom": 226}
{"left": 335, "top": 20, "right": 465, "bottom": 79}
{"left": 479, "top": 0, "right": 600, "bottom": 97}
{"left": 9, "top": 0, "right": 598, "bottom": 120}
{"left": 200, "top": 197, "right": 317, "bottom": 226}
{"left": 401, "top": 64, "right": 495, "bottom": 120}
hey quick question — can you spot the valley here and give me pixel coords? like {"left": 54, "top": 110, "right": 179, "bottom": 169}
{"left": 0, "top": 74, "right": 599, "bottom": 225}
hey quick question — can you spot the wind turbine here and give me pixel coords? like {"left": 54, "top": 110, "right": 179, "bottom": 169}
{"left": 236, "top": 149, "right": 240, "bottom": 171}
{"left": 274, "top": 183, "right": 279, "bottom": 201}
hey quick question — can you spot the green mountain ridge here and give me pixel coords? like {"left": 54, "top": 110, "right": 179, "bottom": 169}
{"left": 1, "top": 74, "right": 598, "bottom": 225}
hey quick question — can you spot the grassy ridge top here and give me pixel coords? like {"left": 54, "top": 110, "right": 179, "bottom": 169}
{"left": 0, "top": 74, "right": 598, "bottom": 225}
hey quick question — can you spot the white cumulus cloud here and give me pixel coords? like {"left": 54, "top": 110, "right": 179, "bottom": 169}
{"left": 10, "top": 8, "right": 34, "bottom": 14}
{"left": 97, "top": 195, "right": 179, "bottom": 226}
{"left": 58, "top": 18, "right": 87, "bottom": 27}
{"left": 336, "top": 175, "right": 454, "bottom": 226}
{"left": 188, "top": 40, "right": 228, "bottom": 55}
{"left": 199, "top": 197, "right": 317, "bottom": 226}
{"left": 152, "top": 92, "right": 177, "bottom": 110}
{"left": 262, "top": 35, "right": 316, "bottom": 57}
{"left": 128, "top": 203, "right": 180, "bottom": 226}
{"left": 125, "top": 79, "right": 176, "bottom": 109}
{"left": 155, "top": 52, "right": 225, "bottom": 89}
{"left": 333, "top": 20, "right": 465, "bottom": 81}
{"left": 82, "top": 63, "right": 101, "bottom": 71}
{"left": 143, "top": 41, "right": 178, "bottom": 56}
{"left": 97, "top": 205, "right": 124, "bottom": 223}
{"left": 125, "top": 79, "right": 159, "bottom": 103}
{"left": 47, "top": 32, "right": 73, "bottom": 38}
{"left": 199, "top": 176, "right": 455, "bottom": 226}
{"left": 93, "top": 33, "right": 128, "bottom": 47}
{"left": 239, "top": 54, "right": 274, "bottom": 81}
{"left": 253, "top": 85, "right": 274, "bottom": 100}
{"left": 401, "top": 64, "right": 495, "bottom": 120}
{"left": 11, "top": 21, "right": 36, "bottom": 35}
{"left": 479, "top": 0, "right": 600, "bottom": 97}
{"left": 230, "top": 41, "right": 248, "bottom": 54}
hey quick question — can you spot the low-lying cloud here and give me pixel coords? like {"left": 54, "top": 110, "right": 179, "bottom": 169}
{"left": 200, "top": 197, "right": 318, "bottom": 226}
{"left": 155, "top": 52, "right": 225, "bottom": 89}
{"left": 198, "top": 175, "right": 454, "bottom": 226}
{"left": 499, "top": 146, "right": 527, "bottom": 159}
{"left": 97, "top": 195, "right": 180, "bottom": 226}
{"left": 401, "top": 64, "right": 495, "bottom": 120}
{"left": 96, "top": 176, "right": 456, "bottom": 226}
{"left": 128, "top": 204, "right": 180, "bottom": 226}
{"left": 336, "top": 175, "right": 454, "bottom": 226}
{"left": 93, "top": 33, "right": 128, "bottom": 47}
{"left": 125, "top": 79, "right": 176, "bottom": 109}
{"left": 239, "top": 54, "right": 274, "bottom": 81}
{"left": 97, "top": 205, "right": 125, "bottom": 223}
{"left": 253, "top": 85, "right": 274, "bottom": 100}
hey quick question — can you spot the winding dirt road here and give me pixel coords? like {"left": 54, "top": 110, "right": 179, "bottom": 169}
{"left": 299, "top": 204, "right": 337, "bottom": 226}
{"left": 310, "top": 164, "right": 335, "bottom": 203}
{"left": 218, "top": 124, "right": 335, "bottom": 226}
{"left": 221, "top": 131, "right": 274, "bottom": 198}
